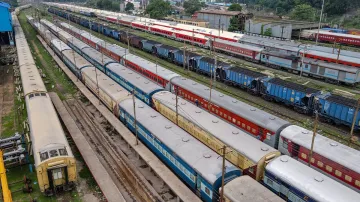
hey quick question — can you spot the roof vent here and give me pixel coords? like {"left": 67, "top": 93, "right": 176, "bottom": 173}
{"left": 302, "top": 131, "right": 309, "bottom": 134}
{"left": 150, "top": 115, "right": 157, "bottom": 118}
{"left": 192, "top": 82, "right": 197, "bottom": 85}
{"left": 212, "top": 120, "right": 219, "bottom": 123}
{"left": 261, "top": 147, "right": 269, "bottom": 151}
{"left": 280, "top": 156, "right": 288, "bottom": 162}
{"left": 144, "top": 81, "right": 149, "bottom": 84}
{"left": 165, "top": 125, "right": 172, "bottom": 129}
{"left": 181, "top": 78, "right": 187, "bottom": 80}
{"left": 250, "top": 108, "right": 256, "bottom": 111}
{"left": 232, "top": 100, "right": 238, "bottom": 103}
{"left": 204, "top": 88, "right": 209, "bottom": 91}
{"left": 232, "top": 131, "right": 239, "bottom": 135}
{"left": 330, "top": 142, "right": 338, "bottom": 147}
{"left": 182, "top": 137, "right": 189, "bottom": 142}
{"left": 269, "top": 117, "right": 275, "bottom": 120}
{"left": 138, "top": 105, "right": 144, "bottom": 108}
{"left": 203, "top": 154, "right": 211, "bottom": 158}
{"left": 219, "top": 94, "right": 224, "bottom": 97}
{"left": 136, "top": 76, "right": 140, "bottom": 79}
{"left": 195, "top": 110, "right": 201, "bottom": 113}
{"left": 314, "top": 176, "right": 324, "bottom": 182}
{"left": 129, "top": 72, "right": 133, "bottom": 74}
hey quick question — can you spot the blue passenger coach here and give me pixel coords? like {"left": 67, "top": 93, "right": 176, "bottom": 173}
{"left": 105, "top": 63, "right": 163, "bottom": 106}
{"left": 119, "top": 98, "right": 241, "bottom": 202}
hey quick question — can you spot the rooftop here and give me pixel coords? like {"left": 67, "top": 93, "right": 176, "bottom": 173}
{"left": 0, "top": 2, "right": 10, "bottom": 9}
{"left": 197, "top": 9, "right": 242, "bottom": 16}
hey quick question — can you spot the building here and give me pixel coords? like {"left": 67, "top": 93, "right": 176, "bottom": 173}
{"left": 195, "top": 10, "right": 252, "bottom": 31}
{"left": 245, "top": 17, "right": 321, "bottom": 39}
{"left": 0, "top": 2, "right": 13, "bottom": 46}
{"left": 168, "top": 17, "right": 209, "bottom": 28}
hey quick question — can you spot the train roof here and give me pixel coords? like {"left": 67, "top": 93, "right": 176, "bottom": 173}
{"left": 310, "top": 29, "right": 360, "bottom": 39}
{"left": 40, "top": 19, "right": 62, "bottom": 32}
{"left": 62, "top": 49, "right": 93, "bottom": 70}
{"left": 266, "top": 78, "right": 320, "bottom": 94}
{"left": 171, "top": 77, "right": 289, "bottom": 133}
{"left": 152, "top": 91, "right": 279, "bottom": 165}
{"left": 300, "top": 44, "right": 360, "bottom": 59}
{"left": 69, "top": 36, "right": 90, "bottom": 50}
{"left": 280, "top": 125, "right": 360, "bottom": 174}
{"left": 119, "top": 98, "right": 239, "bottom": 184}
{"left": 266, "top": 156, "right": 360, "bottom": 202}
{"left": 81, "top": 47, "right": 115, "bottom": 66}
{"left": 123, "top": 54, "right": 180, "bottom": 81}
{"left": 60, "top": 22, "right": 83, "bottom": 35}
{"left": 214, "top": 38, "right": 264, "bottom": 52}
{"left": 27, "top": 94, "right": 74, "bottom": 167}
{"left": 106, "top": 63, "right": 164, "bottom": 93}
{"left": 303, "top": 58, "right": 360, "bottom": 73}
{"left": 303, "top": 49, "right": 360, "bottom": 65}
{"left": 105, "top": 43, "right": 128, "bottom": 56}
{"left": 20, "top": 64, "right": 47, "bottom": 95}
{"left": 81, "top": 32, "right": 104, "bottom": 45}
{"left": 81, "top": 67, "right": 131, "bottom": 102}
{"left": 51, "top": 39, "right": 71, "bottom": 52}
{"left": 223, "top": 176, "right": 284, "bottom": 202}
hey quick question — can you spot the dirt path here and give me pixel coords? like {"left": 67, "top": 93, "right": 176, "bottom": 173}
{"left": 0, "top": 65, "right": 15, "bottom": 137}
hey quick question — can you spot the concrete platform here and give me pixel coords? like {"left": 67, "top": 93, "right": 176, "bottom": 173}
{"left": 38, "top": 35, "right": 200, "bottom": 202}
{"left": 49, "top": 92, "right": 125, "bottom": 202}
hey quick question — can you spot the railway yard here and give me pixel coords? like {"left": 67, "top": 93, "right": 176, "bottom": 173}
{"left": 3, "top": 3, "right": 360, "bottom": 202}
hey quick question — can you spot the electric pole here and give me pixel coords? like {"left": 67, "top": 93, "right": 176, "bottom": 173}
{"left": 133, "top": 89, "right": 138, "bottom": 145}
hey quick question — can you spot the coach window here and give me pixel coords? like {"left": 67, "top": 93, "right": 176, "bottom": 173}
{"left": 205, "top": 187, "right": 210, "bottom": 195}
{"left": 228, "top": 116, "right": 231, "bottom": 121}
{"left": 59, "top": 148, "right": 68, "bottom": 156}
{"left": 49, "top": 149, "right": 59, "bottom": 157}
{"left": 40, "top": 152, "right": 49, "bottom": 161}
{"left": 335, "top": 170, "right": 342, "bottom": 177}
{"left": 224, "top": 114, "right": 227, "bottom": 119}
{"left": 311, "top": 158, "right": 315, "bottom": 164}
{"left": 220, "top": 111, "right": 223, "bottom": 116}
{"left": 356, "top": 180, "right": 360, "bottom": 187}
{"left": 237, "top": 121, "right": 240, "bottom": 125}
{"left": 29, "top": 94, "right": 34, "bottom": 99}
{"left": 242, "top": 123, "right": 245, "bottom": 128}
{"left": 35, "top": 93, "right": 40, "bottom": 97}
{"left": 301, "top": 153, "right": 307, "bottom": 159}
{"left": 41, "top": 93, "right": 46, "bottom": 97}
{"left": 326, "top": 165, "right": 333, "bottom": 172}
{"left": 345, "top": 175, "right": 352, "bottom": 182}
{"left": 247, "top": 126, "right": 251, "bottom": 131}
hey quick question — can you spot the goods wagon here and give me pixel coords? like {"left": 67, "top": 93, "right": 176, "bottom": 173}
{"left": 141, "top": 40, "right": 161, "bottom": 53}
{"left": 316, "top": 94, "right": 360, "bottom": 129}
{"left": 196, "top": 57, "right": 231, "bottom": 80}
{"left": 119, "top": 98, "right": 241, "bottom": 202}
{"left": 224, "top": 67, "right": 268, "bottom": 94}
{"left": 154, "top": 44, "right": 180, "bottom": 60}
{"left": 261, "top": 78, "right": 321, "bottom": 114}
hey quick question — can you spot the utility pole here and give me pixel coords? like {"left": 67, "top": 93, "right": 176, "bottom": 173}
{"left": 219, "top": 146, "right": 226, "bottom": 202}
{"left": 315, "top": 0, "right": 325, "bottom": 44}
{"left": 133, "top": 89, "right": 139, "bottom": 145}
{"left": 156, "top": 60, "right": 158, "bottom": 84}
{"left": 336, "top": 44, "right": 341, "bottom": 64}
{"left": 127, "top": 29, "right": 130, "bottom": 53}
{"left": 175, "top": 89, "right": 179, "bottom": 125}
{"left": 308, "top": 99, "right": 319, "bottom": 167}
{"left": 72, "top": 38, "right": 78, "bottom": 82}
{"left": 183, "top": 39, "right": 186, "bottom": 70}
{"left": 94, "top": 65, "right": 100, "bottom": 105}
{"left": 349, "top": 98, "right": 360, "bottom": 145}
{"left": 213, "top": 38, "right": 217, "bottom": 83}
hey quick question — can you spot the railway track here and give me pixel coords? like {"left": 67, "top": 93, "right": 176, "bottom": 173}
{"left": 44, "top": 10, "right": 360, "bottom": 148}
{"left": 65, "top": 98, "right": 164, "bottom": 202}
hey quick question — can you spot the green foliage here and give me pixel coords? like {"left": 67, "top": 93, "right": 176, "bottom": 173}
{"left": 183, "top": 0, "right": 204, "bottom": 15}
{"left": 264, "top": 28, "right": 272, "bottom": 36}
{"left": 86, "top": 0, "right": 121, "bottom": 11}
{"left": 228, "top": 3, "right": 242, "bottom": 11}
{"left": 228, "top": 16, "right": 240, "bottom": 32}
{"left": 146, "top": 0, "right": 171, "bottom": 19}
{"left": 125, "top": 2, "right": 134, "bottom": 11}
{"left": 343, "top": 10, "right": 360, "bottom": 29}
{"left": 290, "top": 4, "right": 316, "bottom": 21}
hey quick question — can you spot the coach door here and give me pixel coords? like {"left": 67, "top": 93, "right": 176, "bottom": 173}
{"left": 49, "top": 167, "right": 68, "bottom": 189}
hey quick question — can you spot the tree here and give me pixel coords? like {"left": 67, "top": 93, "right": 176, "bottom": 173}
{"left": 125, "top": 2, "right": 134, "bottom": 11}
{"left": 228, "top": 16, "right": 240, "bottom": 32}
{"left": 228, "top": 3, "right": 242, "bottom": 11}
{"left": 264, "top": 28, "right": 272, "bottom": 36}
{"left": 290, "top": 4, "right": 316, "bottom": 21}
{"left": 183, "top": 0, "right": 204, "bottom": 15}
{"left": 146, "top": 0, "right": 171, "bottom": 19}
